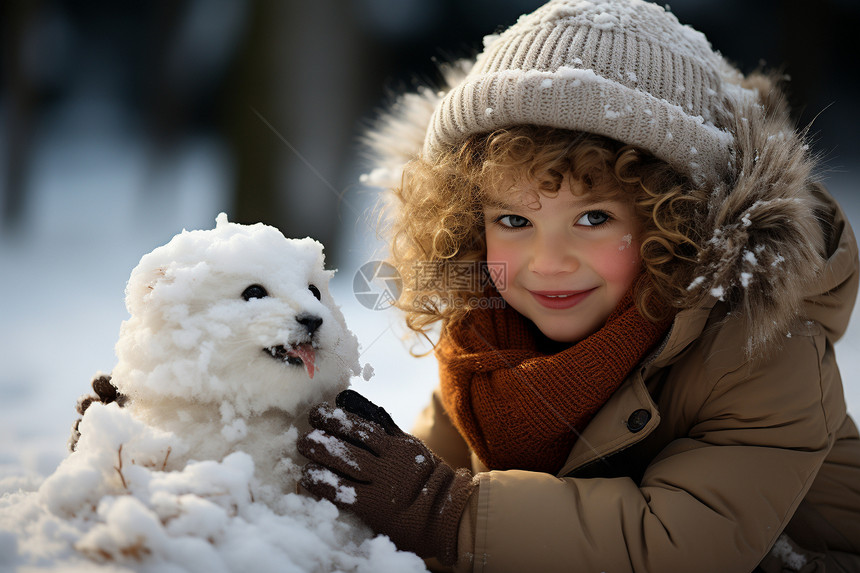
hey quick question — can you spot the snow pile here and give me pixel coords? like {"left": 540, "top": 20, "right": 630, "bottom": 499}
{"left": 0, "top": 215, "right": 428, "bottom": 572}
{"left": 1, "top": 403, "right": 425, "bottom": 571}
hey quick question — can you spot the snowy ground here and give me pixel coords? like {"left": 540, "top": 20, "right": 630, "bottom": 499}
{"left": 0, "top": 115, "right": 858, "bottom": 570}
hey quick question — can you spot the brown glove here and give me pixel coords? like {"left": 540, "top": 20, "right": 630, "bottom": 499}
{"left": 298, "top": 390, "right": 475, "bottom": 566}
{"left": 68, "top": 373, "right": 127, "bottom": 452}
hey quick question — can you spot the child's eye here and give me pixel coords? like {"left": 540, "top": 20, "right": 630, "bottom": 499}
{"left": 495, "top": 214, "right": 531, "bottom": 229}
{"left": 576, "top": 211, "right": 610, "bottom": 227}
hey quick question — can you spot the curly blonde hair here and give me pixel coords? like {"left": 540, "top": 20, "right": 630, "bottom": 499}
{"left": 384, "top": 125, "right": 707, "bottom": 335}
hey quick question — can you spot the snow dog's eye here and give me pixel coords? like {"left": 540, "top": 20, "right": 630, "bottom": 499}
{"left": 308, "top": 284, "right": 321, "bottom": 301}
{"left": 242, "top": 284, "right": 268, "bottom": 301}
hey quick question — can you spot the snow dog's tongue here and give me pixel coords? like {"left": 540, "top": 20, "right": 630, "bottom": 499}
{"left": 288, "top": 343, "right": 316, "bottom": 379}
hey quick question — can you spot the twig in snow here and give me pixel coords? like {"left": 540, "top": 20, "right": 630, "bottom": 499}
{"left": 115, "top": 444, "right": 128, "bottom": 490}
{"left": 160, "top": 447, "right": 172, "bottom": 471}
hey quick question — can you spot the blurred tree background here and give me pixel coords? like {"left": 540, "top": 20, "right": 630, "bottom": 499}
{"left": 2, "top": 0, "right": 858, "bottom": 268}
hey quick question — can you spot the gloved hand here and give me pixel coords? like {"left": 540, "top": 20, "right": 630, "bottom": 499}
{"left": 68, "top": 373, "right": 126, "bottom": 451}
{"left": 298, "top": 389, "right": 475, "bottom": 566}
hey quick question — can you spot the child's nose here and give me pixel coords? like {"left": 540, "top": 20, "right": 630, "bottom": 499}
{"left": 528, "top": 235, "right": 579, "bottom": 275}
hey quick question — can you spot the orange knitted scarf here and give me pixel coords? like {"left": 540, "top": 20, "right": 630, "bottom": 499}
{"left": 436, "top": 288, "right": 669, "bottom": 474}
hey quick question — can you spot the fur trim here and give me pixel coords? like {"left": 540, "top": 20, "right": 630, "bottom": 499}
{"left": 682, "top": 73, "right": 826, "bottom": 353}
{"left": 361, "top": 66, "right": 827, "bottom": 354}
{"left": 359, "top": 60, "right": 471, "bottom": 191}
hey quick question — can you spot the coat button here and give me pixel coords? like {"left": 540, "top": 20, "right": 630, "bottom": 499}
{"left": 626, "top": 409, "right": 651, "bottom": 433}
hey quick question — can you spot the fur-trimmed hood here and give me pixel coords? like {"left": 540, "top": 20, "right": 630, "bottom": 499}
{"left": 361, "top": 63, "right": 855, "bottom": 354}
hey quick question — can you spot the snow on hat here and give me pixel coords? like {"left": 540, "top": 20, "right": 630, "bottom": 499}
{"left": 423, "top": 0, "right": 743, "bottom": 182}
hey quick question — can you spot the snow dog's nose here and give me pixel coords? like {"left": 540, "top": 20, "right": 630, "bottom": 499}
{"left": 296, "top": 314, "right": 323, "bottom": 336}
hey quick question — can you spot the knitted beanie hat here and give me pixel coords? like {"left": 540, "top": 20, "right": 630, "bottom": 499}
{"left": 423, "top": 0, "right": 747, "bottom": 182}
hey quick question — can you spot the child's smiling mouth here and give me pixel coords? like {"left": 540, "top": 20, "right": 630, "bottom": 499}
{"left": 528, "top": 288, "right": 596, "bottom": 309}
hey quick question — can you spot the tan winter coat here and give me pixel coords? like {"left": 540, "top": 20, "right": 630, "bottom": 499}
{"left": 365, "top": 62, "right": 860, "bottom": 571}
{"left": 414, "top": 184, "right": 860, "bottom": 573}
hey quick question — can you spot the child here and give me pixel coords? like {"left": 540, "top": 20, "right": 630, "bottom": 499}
{"left": 298, "top": 0, "right": 860, "bottom": 571}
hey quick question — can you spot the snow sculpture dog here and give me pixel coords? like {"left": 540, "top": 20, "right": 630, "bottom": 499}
{"left": 76, "top": 213, "right": 362, "bottom": 502}
{"left": 24, "top": 215, "right": 429, "bottom": 570}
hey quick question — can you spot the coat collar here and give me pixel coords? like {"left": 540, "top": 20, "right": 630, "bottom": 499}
{"left": 647, "top": 304, "right": 716, "bottom": 371}
{"left": 554, "top": 301, "right": 714, "bottom": 477}
{"left": 556, "top": 371, "right": 659, "bottom": 477}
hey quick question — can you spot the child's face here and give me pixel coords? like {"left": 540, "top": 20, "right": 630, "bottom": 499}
{"left": 483, "top": 174, "right": 642, "bottom": 343}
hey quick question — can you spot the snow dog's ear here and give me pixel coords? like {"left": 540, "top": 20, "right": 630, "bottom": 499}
{"left": 125, "top": 260, "right": 176, "bottom": 318}
{"left": 145, "top": 267, "right": 168, "bottom": 291}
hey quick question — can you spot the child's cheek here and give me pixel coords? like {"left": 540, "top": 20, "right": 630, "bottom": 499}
{"left": 592, "top": 234, "right": 642, "bottom": 285}
{"left": 485, "top": 240, "right": 518, "bottom": 292}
